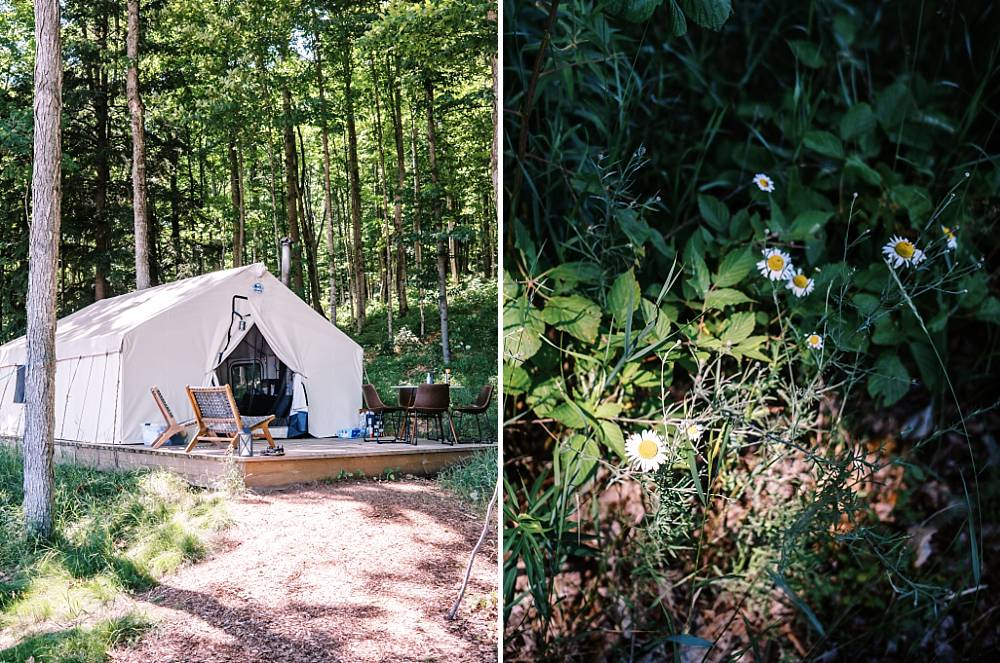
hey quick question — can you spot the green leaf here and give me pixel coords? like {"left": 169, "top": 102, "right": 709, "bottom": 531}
{"left": 548, "top": 262, "right": 602, "bottom": 287}
{"left": 876, "top": 82, "right": 913, "bottom": 129}
{"left": 890, "top": 185, "right": 932, "bottom": 225}
{"left": 621, "top": 0, "right": 661, "bottom": 22}
{"left": 845, "top": 155, "right": 882, "bottom": 186}
{"left": 840, "top": 103, "right": 876, "bottom": 140}
{"left": 721, "top": 311, "right": 755, "bottom": 343}
{"left": 618, "top": 208, "right": 650, "bottom": 246}
{"left": 667, "top": 0, "right": 687, "bottom": 35}
{"left": 608, "top": 269, "right": 641, "bottom": 324}
{"left": 704, "top": 288, "right": 752, "bottom": 310}
{"left": 678, "top": 0, "right": 731, "bottom": 30}
{"left": 732, "top": 336, "right": 770, "bottom": 362}
{"left": 714, "top": 247, "right": 754, "bottom": 288}
{"left": 557, "top": 434, "right": 599, "bottom": 488}
{"left": 640, "top": 299, "right": 673, "bottom": 340}
{"left": 697, "top": 194, "right": 730, "bottom": 231}
{"left": 503, "top": 363, "right": 531, "bottom": 395}
{"left": 787, "top": 40, "right": 825, "bottom": 68}
{"left": 909, "top": 342, "right": 943, "bottom": 393}
{"left": 598, "top": 420, "right": 627, "bottom": 460}
{"left": 803, "top": 130, "right": 844, "bottom": 159}
{"left": 503, "top": 300, "right": 545, "bottom": 364}
{"left": 542, "top": 295, "right": 602, "bottom": 343}
{"left": 867, "top": 353, "right": 911, "bottom": 407}
{"left": 789, "top": 210, "right": 834, "bottom": 240}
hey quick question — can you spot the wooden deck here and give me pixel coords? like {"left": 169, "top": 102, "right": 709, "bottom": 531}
{"left": 1, "top": 436, "right": 495, "bottom": 489}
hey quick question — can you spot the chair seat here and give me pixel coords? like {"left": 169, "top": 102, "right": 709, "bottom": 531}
{"left": 373, "top": 405, "right": 405, "bottom": 414}
{"left": 207, "top": 414, "right": 274, "bottom": 434}
{"left": 453, "top": 406, "right": 488, "bottom": 414}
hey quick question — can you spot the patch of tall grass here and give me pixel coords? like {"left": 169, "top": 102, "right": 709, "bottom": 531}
{"left": 0, "top": 444, "right": 227, "bottom": 650}
{"left": 438, "top": 450, "right": 498, "bottom": 512}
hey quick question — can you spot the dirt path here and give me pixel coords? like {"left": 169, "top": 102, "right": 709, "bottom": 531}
{"left": 110, "top": 479, "right": 497, "bottom": 663}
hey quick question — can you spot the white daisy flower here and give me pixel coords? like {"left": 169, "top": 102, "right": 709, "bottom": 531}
{"left": 753, "top": 173, "right": 775, "bottom": 192}
{"left": 941, "top": 225, "right": 957, "bottom": 250}
{"left": 684, "top": 422, "right": 703, "bottom": 441}
{"left": 882, "top": 235, "right": 926, "bottom": 268}
{"left": 756, "top": 248, "right": 793, "bottom": 281}
{"left": 805, "top": 333, "right": 824, "bottom": 350}
{"left": 624, "top": 429, "right": 667, "bottom": 472}
{"left": 786, "top": 271, "right": 815, "bottom": 297}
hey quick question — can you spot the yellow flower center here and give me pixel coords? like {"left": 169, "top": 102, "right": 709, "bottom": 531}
{"left": 808, "top": 334, "right": 821, "bottom": 346}
{"left": 686, "top": 425, "right": 700, "bottom": 438}
{"left": 766, "top": 254, "right": 785, "bottom": 271}
{"left": 942, "top": 226, "right": 955, "bottom": 239}
{"left": 894, "top": 240, "right": 915, "bottom": 259}
{"left": 793, "top": 274, "right": 809, "bottom": 288}
{"left": 638, "top": 438, "right": 659, "bottom": 459}
{"left": 757, "top": 177, "right": 768, "bottom": 187}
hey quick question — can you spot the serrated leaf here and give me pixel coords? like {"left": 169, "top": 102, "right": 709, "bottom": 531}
{"left": 621, "top": 0, "right": 661, "bottom": 22}
{"left": 867, "top": 353, "right": 911, "bottom": 406}
{"left": 667, "top": 0, "right": 687, "bottom": 35}
{"left": 503, "top": 363, "right": 531, "bottom": 395}
{"left": 789, "top": 210, "right": 834, "bottom": 240}
{"left": 503, "top": 300, "right": 545, "bottom": 363}
{"left": 840, "top": 103, "right": 876, "bottom": 140}
{"left": 618, "top": 208, "right": 650, "bottom": 246}
{"left": 890, "top": 185, "right": 932, "bottom": 225}
{"left": 721, "top": 311, "right": 755, "bottom": 343}
{"left": 714, "top": 247, "right": 754, "bottom": 288}
{"left": 788, "top": 40, "right": 825, "bottom": 68}
{"left": 608, "top": 269, "right": 641, "bottom": 324}
{"left": 803, "top": 130, "right": 844, "bottom": 158}
{"left": 598, "top": 420, "right": 627, "bottom": 460}
{"left": 548, "top": 261, "right": 602, "bottom": 287}
{"left": 697, "top": 194, "right": 730, "bottom": 231}
{"left": 678, "top": 0, "right": 731, "bottom": 30}
{"left": 541, "top": 295, "right": 602, "bottom": 343}
{"left": 704, "top": 288, "right": 752, "bottom": 310}
{"left": 845, "top": 155, "right": 882, "bottom": 186}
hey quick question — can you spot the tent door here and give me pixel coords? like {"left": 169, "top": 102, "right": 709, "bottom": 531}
{"left": 214, "top": 324, "right": 294, "bottom": 423}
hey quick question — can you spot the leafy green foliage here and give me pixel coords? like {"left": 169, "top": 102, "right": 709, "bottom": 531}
{"left": 505, "top": 0, "right": 999, "bottom": 657}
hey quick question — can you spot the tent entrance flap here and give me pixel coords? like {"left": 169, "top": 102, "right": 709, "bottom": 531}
{"left": 214, "top": 324, "right": 293, "bottom": 422}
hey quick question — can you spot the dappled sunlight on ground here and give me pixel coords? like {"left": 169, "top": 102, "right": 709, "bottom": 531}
{"left": 109, "top": 479, "right": 497, "bottom": 662}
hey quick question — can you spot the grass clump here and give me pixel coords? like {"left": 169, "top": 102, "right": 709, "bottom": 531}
{"left": 0, "top": 612, "right": 151, "bottom": 663}
{"left": 439, "top": 450, "right": 498, "bottom": 512}
{"left": 0, "top": 445, "right": 228, "bottom": 656}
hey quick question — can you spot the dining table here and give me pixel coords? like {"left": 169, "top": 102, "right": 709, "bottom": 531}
{"left": 390, "top": 384, "right": 463, "bottom": 443}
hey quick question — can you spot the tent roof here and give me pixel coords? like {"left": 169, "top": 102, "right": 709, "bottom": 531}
{"left": 0, "top": 264, "right": 270, "bottom": 365}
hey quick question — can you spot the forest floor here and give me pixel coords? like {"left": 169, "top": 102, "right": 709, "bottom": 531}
{"left": 108, "top": 478, "right": 497, "bottom": 663}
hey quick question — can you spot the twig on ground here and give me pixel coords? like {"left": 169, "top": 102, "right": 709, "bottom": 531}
{"left": 446, "top": 481, "right": 498, "bottom": 621}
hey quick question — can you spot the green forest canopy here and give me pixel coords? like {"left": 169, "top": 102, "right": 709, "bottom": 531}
{"left": 0, "top": 0, "right": 496, "bottom": 347}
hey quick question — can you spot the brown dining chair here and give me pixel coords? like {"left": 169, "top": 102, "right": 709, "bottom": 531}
{"left": 363, "top": 384, "right": 404, "bottom": 443}
{"left": 407, "top": 384, "right": 458, "bottom": 445}
{"left": 452, "top": 384, "right": 494, "bottom": 443}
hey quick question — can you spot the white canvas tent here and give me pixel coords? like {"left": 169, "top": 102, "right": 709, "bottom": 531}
{"left": 0, "top": 263, "right": 363, "bottom": 444}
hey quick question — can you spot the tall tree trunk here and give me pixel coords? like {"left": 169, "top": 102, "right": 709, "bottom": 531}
{"left": 489, "top": 11, "right": 498, "bottom": 280}
{"left": 24, "top": 0, "right": 62, "bottom": 537}
{"left": 90, "top": 10, "right": 110, "bottom": 300}
{"left": 313, "top": 23, "right": 338, "bottom": 326}
{"left": 424, "top": 78, "right": 450, "bottom": 364}
{"left": 228, "top": 129, "right": 244, "bottom": 267}
{"left": 390, "top": 57, "right": 408, "bottom": 316}
{"left": 410, "top": 107, "right": 425, "bottom": 337}
{"left": 297, "top": 126, "right": 325, "bottom": 315}
{"left": 281, "top": 88, "right": 304, "bottom": 294}
{"left": 169, "top": 146, "right": 182, "bottom": 275}
{"left": 343, "top": 42, "right": 365, "bottom": 332}
{"left": 147, "top": 187, "right": 159, "bottom": 286}
{"left": 369, "top": 57, "right": 392, "bottom": 342}
{"left": 127, "top": 0, "right": 150, "bottom": 290}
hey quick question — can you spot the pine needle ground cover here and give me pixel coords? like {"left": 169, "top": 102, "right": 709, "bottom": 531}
{"left": 503, "top": 0, "right": 999, "bottom": 659}
{"left": 0, "top": 446, "right": 228, "bottom": 662}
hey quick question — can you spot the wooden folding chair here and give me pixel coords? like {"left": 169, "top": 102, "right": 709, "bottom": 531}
{"left": 150, "top": 386, "right": 196, "bottom": 449}
{"left": 185, "top": 385, "right": 276, "bottom": 453}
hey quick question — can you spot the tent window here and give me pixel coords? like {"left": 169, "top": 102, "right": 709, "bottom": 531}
{"left": 13, "top": 365, "right": 25, "bottom": 403}
{"left": 229, "top": 360, "right": 263, "bottom": 405}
